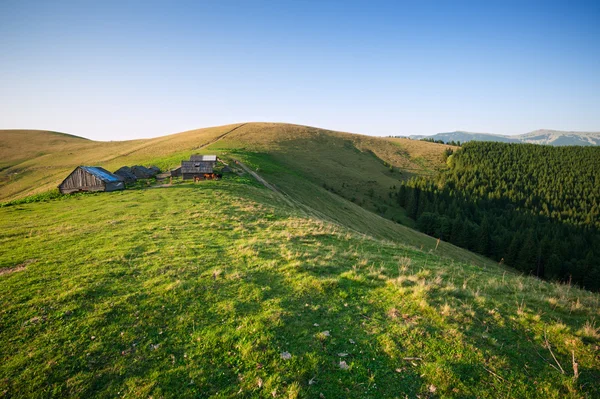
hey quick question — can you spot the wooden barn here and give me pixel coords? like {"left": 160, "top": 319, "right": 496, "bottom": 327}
{"left": 58, "top": 166, "right": 125, "bottom": 194}
{"left": 181, "top": 160, "right": 214, "bottom": 180}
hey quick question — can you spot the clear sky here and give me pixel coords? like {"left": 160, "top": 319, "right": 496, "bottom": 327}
{"left": 1, "top": 0, "right": 599, "bottom": 141}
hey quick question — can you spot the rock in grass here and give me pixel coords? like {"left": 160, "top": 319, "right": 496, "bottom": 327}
{"left": 280, "top": 351, "right": 292, "bottom": 360}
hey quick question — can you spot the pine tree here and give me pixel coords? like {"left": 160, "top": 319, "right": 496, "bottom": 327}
{"left": 405, "top": 188, "right": 419, "bottom": 220}
{"left": 545, "top": 254, "right": 562, "bottom": 280}
{"left": 516, "top": 231, "right": 538, "bottom": 274}
{"left": 477, "top": 216, "right": 492, "bottom": 256}
{"left": 506, "top": 236, "right": 521, "bottom": 267}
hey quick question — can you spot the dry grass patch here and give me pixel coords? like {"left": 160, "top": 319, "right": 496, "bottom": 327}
{"left": 578, "top": 319, "right": 600, "bottom": 341}
{"left": 0, "top": 259, "right": 35, "bottom": 276}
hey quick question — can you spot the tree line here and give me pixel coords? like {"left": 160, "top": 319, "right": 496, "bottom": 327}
{"left": 397, "top": 142, "right": 600, "bottom": 291}
{"left": 420, "top": 137, "right": 462, "bottom": 146}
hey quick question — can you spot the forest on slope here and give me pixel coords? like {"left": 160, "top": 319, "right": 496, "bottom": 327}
{"left": 397, "top": 142, "right": 600, "bottom": 291}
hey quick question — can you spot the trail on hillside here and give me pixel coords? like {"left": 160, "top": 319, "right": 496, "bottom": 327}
{"left": 232, "top": 159, "right": 296, "bottom": 208}
{"left": 193, "top": 122, "right": 247, "bottom": 151}
{"left": 105, "top": 123, "right": 248, "bottom": 163}
{"left": 232, "top": 159, "right": 378, "bottom": 238}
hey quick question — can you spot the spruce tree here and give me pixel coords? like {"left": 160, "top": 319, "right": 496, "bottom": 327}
{"left": 477, "top": 216, "right": 492, "bottom": 256}
{"left": 506, "top": 236, "right": 521, "bottom": 267}
{"left": 517, "top": 231, "right": 538, "bottom": 274}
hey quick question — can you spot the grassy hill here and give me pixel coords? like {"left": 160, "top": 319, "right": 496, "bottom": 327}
{"left": 1, "top": 124, "right": 599, "bottom": 397}
{"left": 0, "top": 123, "right": 467, "bottom": 256}
{"left": 0, "top": 123, "right": 450, "bottom": 202}
{"left": 1, "top": 177, "right": 599, "bottom": 398}
{"left": 0, "top": 124, "right": 238, "bottom": 200}
{"left": 0, "top": 130, "right": 89, "bottom": 171}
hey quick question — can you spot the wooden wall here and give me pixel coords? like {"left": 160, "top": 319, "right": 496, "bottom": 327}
{"left": 59, "top": 168, "right": 104, "bottom": 194}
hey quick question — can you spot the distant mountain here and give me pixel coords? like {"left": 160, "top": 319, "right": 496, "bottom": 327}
{"left": 516, "top": 129, "right": 600, "bottom": 146}
{"left": 407, "top": 129, "right": 600, "bottom": 146}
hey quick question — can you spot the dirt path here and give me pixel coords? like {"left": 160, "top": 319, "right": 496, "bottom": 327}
{"left": 193, "top": 123, "right": 247, "bottom": 151}
{"left": 232, "top": 160, "right": 296, "bottom": 208}
{"left": 230, "top": 160, "right": 347, "bottom": 227}
{"left": 107, "top": 123, "right": 248, "bottom": 164}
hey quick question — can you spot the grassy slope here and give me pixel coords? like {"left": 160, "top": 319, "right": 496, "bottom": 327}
{"left": 0, "top": 124, "right": 240, "bottom": 200}
{"left": 1, "top": 123, "right": 484, "bottom": 266}
{"left": 1, "top": 178, "right": 599, "bottom": 398}
{"left": 0, "top": 123, "right": 451, "bottom": 202}
{"left": 0, "top": 130, "right": 89, "bottom": 170}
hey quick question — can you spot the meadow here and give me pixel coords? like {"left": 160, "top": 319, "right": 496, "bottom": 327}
{"left": 1, "top": 176, "right": 599, "bottom": 398}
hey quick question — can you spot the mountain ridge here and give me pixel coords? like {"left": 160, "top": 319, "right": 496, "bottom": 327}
{"left": 407, "top": 129, "right": 600, "bottom": 146}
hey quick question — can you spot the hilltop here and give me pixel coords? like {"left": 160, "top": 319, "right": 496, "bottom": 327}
{"left": 408, "top": 129, "right": 600, "bottom": 146}
{"left": 1, "top": 123, "right": 599, "bottom": 398}
{"left": 0, "top": 129, "right": 89, "bottom": 170}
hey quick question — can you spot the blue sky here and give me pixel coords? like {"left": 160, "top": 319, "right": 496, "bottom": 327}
{"left": 1, "top": 0, "right": 599, "bottom": 140}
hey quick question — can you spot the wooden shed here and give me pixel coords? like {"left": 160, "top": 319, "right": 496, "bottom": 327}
{"left": 170, "top": 167, "right": 181, "bottom": 177}
{"left": 114, "top": 166, "right": 138, "bottom": 183}
{"left": 181, "top": 160, "right": 214, "bottom": 180}
{"left": 58, "top": 166, "right": 125, "bottom": 194}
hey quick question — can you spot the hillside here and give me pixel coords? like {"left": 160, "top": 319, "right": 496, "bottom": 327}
{"left": 0, "top": 123, "right": 458, "bottom": 243}
{"left": 0, "top": 123, "right": 451, "bottom": 202}
{"left": 1, "top": 124, "right": 599, "bottom": 397}
{"left": 0, "top": 130, "right": 89, "bottom": 170}
{"left": 408, "top": 129, "right": 600, "bottom": 146}
{"left": 0, "top": 124, "right": 238, "bottom": 200}
{"left": 1, "top": 177, "right": 599, "bottom": 398}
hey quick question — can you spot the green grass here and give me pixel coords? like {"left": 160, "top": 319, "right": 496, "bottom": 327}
{"left": 1, "top": 177, "right": 599, "bottom": 398}
{"left": 217, "top": 151, "right": 493, "bottom": 267}
{"left": 0, "top": 123, "right": 458, "bottom": 260}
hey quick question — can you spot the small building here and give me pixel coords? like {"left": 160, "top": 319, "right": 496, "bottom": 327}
{"left": 170, "top": 167, "right": 182, "bottom": 177}
{"left": 114, "top": 166, "right": 138, "bottom": 183}
{"left": 181, "top": 160, "right": 214, "bottom": 180}
{"left": 131, "top": 165, "right": 155, "bottom": 179}
{"left": 59, "top": 166, "right": 124, "bottom": 194}
{"left": 148, "top": 166, "right": 161, "bottom": 175}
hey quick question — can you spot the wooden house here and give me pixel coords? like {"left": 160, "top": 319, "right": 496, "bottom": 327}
{"left": 58, "top": 166, "right": 125, "bottom": 194}
{"left": 181, "top": 160, "right": 215, "bottom": 180}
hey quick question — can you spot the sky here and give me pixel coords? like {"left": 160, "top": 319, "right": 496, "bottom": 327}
{"left": 1, "top": 0, "right": 599, "bottom": 141}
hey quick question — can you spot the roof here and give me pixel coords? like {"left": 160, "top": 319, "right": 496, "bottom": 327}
{"left": 190, "top": 154, "right": 217, "bottom": 162}
{"left": 81, "top": 166, "right": 123, "bottom": 182}
{"left": 181, "top": 161, "right": 214, "bottom": 174}
{"left": 113, "top": 167, "right": 137, "bottom": 182}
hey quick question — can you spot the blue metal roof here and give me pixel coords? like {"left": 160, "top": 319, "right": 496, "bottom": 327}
{"left": 81, "top": 166, "right": 122, "bottom": 182}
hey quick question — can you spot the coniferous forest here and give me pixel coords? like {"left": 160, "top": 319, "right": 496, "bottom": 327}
{"left": 397, "top": 142, "right": 600, "bottom": 291}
